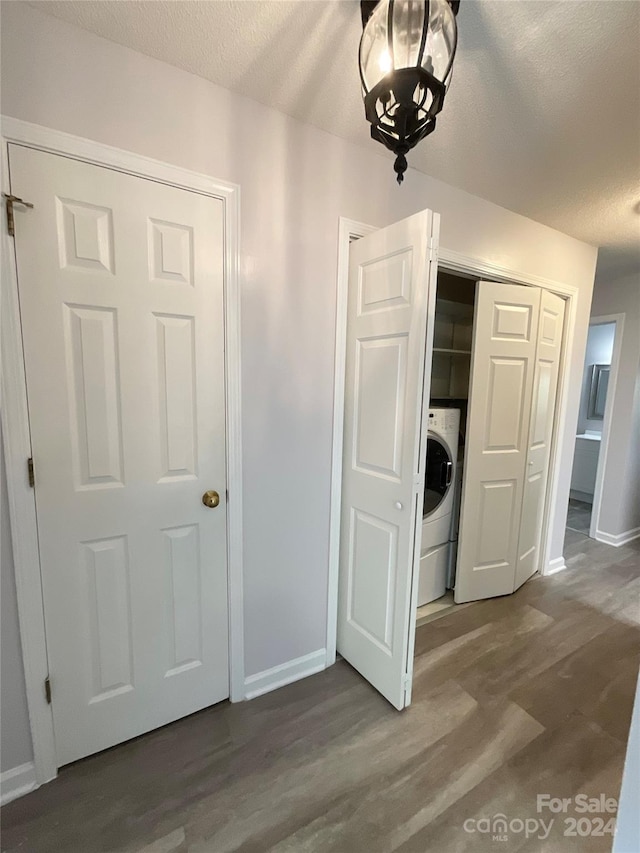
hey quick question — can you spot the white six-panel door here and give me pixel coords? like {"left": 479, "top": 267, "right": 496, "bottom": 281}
{"left": 337, "top": 210, "right": 436, "bottom": 710}
{"left": 455, "top": 282, "right": 541, "bottom": 604}
{"left": 515, "top": 289, "right": 566, "bottom": 589}
{"left": 10, "top": 145, "right": 229, "bottom": 765}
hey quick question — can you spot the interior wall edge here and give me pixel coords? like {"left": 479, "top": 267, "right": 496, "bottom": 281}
{"left": 590, "top": 271, "right": 640, "bottom": 537}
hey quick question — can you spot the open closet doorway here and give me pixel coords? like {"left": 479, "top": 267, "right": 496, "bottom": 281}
{"left": 333, "top": 211, "right": 572, "bottom": 712}
{"left": 416, "top": 271, "right": 475, "bottom": 625}
{"left": 567, "top": 316, "right": 623, "bottom": 542}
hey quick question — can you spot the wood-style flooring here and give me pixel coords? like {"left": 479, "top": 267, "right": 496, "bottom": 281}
{"left": 566, "top": 499, "right": 593, "bottom": 536}
{"left": 2, "top": 531, "right": 639, "bottom": 853}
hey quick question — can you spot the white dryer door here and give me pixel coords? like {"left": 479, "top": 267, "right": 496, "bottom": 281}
{"left": 423, "top": 434, "right": 454, "bottom": 519}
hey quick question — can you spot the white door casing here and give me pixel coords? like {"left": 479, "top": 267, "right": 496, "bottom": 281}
{"left": 515, "top": 289, "right": 566, "bottom": 589}
{"left": 337, "top": 209, "right": 437, "bottom": 710}
{"left": 10, "top": 145, "right": 229, "bottom": 765}
{"left": 455, "top": 281, "right": 541, "bottom": 604}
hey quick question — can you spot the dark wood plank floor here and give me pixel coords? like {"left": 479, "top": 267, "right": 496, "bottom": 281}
{"left": 3, "top": 532, "right": 639, "bottom": 853}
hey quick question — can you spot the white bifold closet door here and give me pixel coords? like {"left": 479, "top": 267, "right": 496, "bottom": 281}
{"left": 455, "top": 282, "right": 565, "bottom": 603}
{"left": 10, "top": 145, "right": 230, "bottom": 766}
{"left": 337, "top": 209, "right": 438, "bottom": 710}
{"left": 515, "top": 289, "right": 566, "bottom": 589}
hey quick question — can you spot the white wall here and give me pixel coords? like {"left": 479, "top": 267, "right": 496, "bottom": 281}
{"left": 0, "top": 3, "right": 597, "bottom": 766}
{"left": 591, "top": 271, "right": 640, "bottom": 538}
{"left": 1, "top": 427, "right": 34, "bottom": 771}
{"left": 613, "top": 672, "right": 640, "bottom": 853}
{"left": 577, "top": 322, "right": 615, "bottom": 434}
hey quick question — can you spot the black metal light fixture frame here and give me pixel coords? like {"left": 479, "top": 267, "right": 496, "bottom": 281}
{"left": 359, "top": 0, "right": 460, "bottom": 184}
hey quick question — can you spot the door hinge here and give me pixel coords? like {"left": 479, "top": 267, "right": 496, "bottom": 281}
{"left": 27, "top": 457, "right": 35, "bottom": 488}
{"left": 44, "top": 676, "right": 52, "bottom": 705}
{"left": 3, "top": 193, "right": 34, "bottom": 237}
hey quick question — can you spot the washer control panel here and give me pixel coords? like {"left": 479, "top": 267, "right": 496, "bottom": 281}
{"left": 428, "top": 407, "right": 460, "bottom": 436}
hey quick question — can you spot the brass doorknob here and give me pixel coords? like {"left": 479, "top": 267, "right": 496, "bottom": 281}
{"left": 202, "top": 490, "right": 220, "bottom": 509}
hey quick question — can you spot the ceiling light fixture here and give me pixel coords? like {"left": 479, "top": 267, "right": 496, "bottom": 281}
{"left": 359, "top": 0, "right": 460, "bottom": 184}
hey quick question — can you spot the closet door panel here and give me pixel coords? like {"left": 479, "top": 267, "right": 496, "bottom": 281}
{"left": 338, "top": 209, "right": 437, "bottom": 710}
{"left": 455, "top": 282, "right": 540, "bottom": 603}
{"left": 515, "top": 290, "right": 566, "bottom": 587}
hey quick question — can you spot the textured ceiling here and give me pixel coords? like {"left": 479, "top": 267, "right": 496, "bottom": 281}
{"left": 31, "top": 0, "right": 640, "bottom": 279}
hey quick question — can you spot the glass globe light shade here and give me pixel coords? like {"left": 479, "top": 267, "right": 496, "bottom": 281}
{"left": 359, "top": 0, "right": 458, "bottom": 183}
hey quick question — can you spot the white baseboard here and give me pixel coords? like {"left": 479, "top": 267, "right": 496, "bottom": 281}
{"left": 243, "top": 649, "right": 326, "bottom": 700}
{"left": 544, "top": 556, "right": 567, "bottom": 576}
{"left": 1, "top": 761, "right": 38, "bottom": 805}
{"left": 595, "top": 527, "right": 640, "bottom": 548}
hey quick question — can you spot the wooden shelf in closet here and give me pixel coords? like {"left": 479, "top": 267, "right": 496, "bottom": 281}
{"left": 432, "top": 347, "right": 472, "bottom": 355}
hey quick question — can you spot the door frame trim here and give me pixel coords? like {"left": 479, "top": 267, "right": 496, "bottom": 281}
{"left": 0, "top": 116, "right": 244, "bottom": 786}
{"left": 586, "top": 314, "right": 625, "bottom": 541}
{"left": 327, "top": 220, "right": 580, "bottom": 662}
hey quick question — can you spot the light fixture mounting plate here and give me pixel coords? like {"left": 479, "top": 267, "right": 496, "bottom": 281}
{"left": 360, "top": 0, "right": 459, "bottom": 28}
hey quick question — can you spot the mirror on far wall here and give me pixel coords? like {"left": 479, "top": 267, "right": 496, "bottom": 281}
{"left": 588, "top": 363, "right": 610, "bottom": 420}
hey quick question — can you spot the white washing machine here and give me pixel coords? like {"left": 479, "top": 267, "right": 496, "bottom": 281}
{"left": 417, "top": 408, "right": 460, "bottom": 606}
